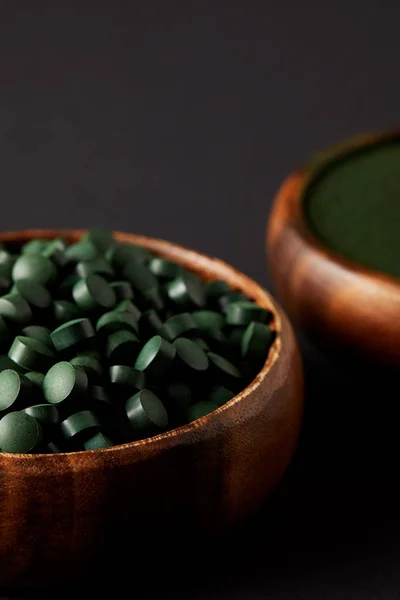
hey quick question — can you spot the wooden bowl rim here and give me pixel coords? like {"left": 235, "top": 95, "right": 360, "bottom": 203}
{"left": 0, "top": 228, "right": 282, "bottom": 460}
{"left": 273, "top": 128, "right": 400, "bottom": 291}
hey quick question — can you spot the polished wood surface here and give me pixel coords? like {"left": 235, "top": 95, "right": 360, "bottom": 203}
{"left": 0, "top": 229, "right": 303, "bottom": 587}
{"left": 267, "top": 130, "right": 400, "bottom": 368}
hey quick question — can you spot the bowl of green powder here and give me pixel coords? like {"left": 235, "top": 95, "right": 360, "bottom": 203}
{"left": 267, "top": 129, "right": 400, "bottom": 369}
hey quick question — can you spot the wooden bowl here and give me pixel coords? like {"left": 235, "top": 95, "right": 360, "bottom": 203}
{"left": 0, "top": 229, "right": 303, "bottom": 587}
{"left": 267, "top": 129, "right": 400, "bottom": 369}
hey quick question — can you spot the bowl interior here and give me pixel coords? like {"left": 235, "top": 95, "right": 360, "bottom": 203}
{"left": 0, "top": 228, "right": 282, "bottom": 457}
{"left": 299, "top": 131, "right": 400, "bottom": 282}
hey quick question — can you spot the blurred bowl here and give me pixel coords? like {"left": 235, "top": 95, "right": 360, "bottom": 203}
{"left": 267, "top": 129, "right": 400, "bottom": 369}
{"left": 0, "top": 229, "right": 303, "bottom": 587}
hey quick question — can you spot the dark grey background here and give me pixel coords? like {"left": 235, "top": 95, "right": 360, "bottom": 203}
{"left": 1, "top": 2, "right": 400, "bottom": 599}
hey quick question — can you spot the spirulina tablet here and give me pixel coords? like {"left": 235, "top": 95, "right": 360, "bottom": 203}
{"left": 50, "top": 318, "right": 95, "bottom": 352}
{"left": 126, "top": 389, "right": 168, "bottom": 431}
{"left": 0, "top": 369, "right": 32, "bottom": 411}
{"left": 134, "top": 335, "right": 176, "bottom": 376}
{"left": 84, "top": 431, "right": 113, "bottom": 450}
{"left": 12, "top": 254, "right": 55, "bottom": 285}
{"left": 44, "top": 362, "right": 88, "bottom": 406}
{"left": 73, "top": 274, "right": 116, "bottom": 312}
{"left": 0, "top": 411, "right": 42, "bottom": 453}
{"left": 21, "top": 325, "right": 52, "bottom": 347}
{"left": 8, "top": 336, "right": 54, "bottom": 373}
{"left": 225, "top": 301, "right": 271, "bottom": 326}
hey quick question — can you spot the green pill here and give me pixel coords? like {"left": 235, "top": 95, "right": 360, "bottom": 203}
{"left": 149, "top": 257, "right": 180, "bottom": 279}
{"left": 15, "top": 280, "right": 52, "bottom": 309}
{"left": 0, "top": 294, "right": 33, "bottom": 325}
{"left": 241, "top": 322, "right": 275, "bottom": 359}
{"left": 50, "top": 318, "right": 96, "bottom": 352}
{"left": 24, "top": 371, "right": 45, "bottom": 388}
{"left": 107, "top": 243, "right": 151, "bottom": 269}
{"left": 186, "top": 401, "right": 219, "bottom": 422}
{"left": 0, "top": 411, "right": 42, "bottom": 453}
{"left": 218, "top": 292, "right": 248, "bottom": 310}
{"left": 123, "top": 260, "right": 158, "bottom": 294}
{"left": 204, "top": 327, "right": 228, "bottom": 347}
{"left": 115, "top": 299, "right": 141, "bottom": 320}
{"left": 110, "top": 281, "right": 134, "bottom": 301}
{"left": 41, "top": 239, "right": 68, "bottom": 268}
{"left": 134, "top": 335, "right": 176, "bottom": 377}
{"left": 70, "top": 355, "right": 103, "bottom": 381}
{"left": 166, "top": 272, "right": 205, "bottom": 308}
{"left": 21, "top": 325, "right": 52, "bottom": 347}
{"left": 53, "top": 300, "right": 81, "bottom": 324}
{"left": 106, "top": 330, "right": 140, "bottom": 365}
{"left": 65, "top": 240, "right": 99, "bottom": 262}
{"left": 173, "top": 337, "right": 209, "bottom": 371}
{"left": 84, "top": 227, "right": 114, "bottom": 252}
{"left": 159, "top": 312, "right": 197, "bottom": 341}
{"left": 208, "top": 386, "right": 235, "bottom": 407}
{"left": 0, "top": 369, "right": 32, "bottom": 411}
{"left": 84, "top": 431, "right": 113, "bottom": 450}
{"left": 126, "top": 389, "right": 168, "bottom": 431}
{"left": 73, "top": 274, "right": 117, "bottom": 312}
{"left": 225, "top": 301, "right": 271, "bottom": 326}
{"left": 205, "top": 279, "right": 231, "bottom": 302}
{"left": 43, "top": 237, "right": 68, "bottom": 253}
{"left": 109, "top": 365, "right": 145, "bottom": 390}
{"left": 76, "top": 257, "right": 114, "bottom": 280}
{"left": 44, "top": 361, "right": 89, "bottom": 406}
{"left": 60, "top": 410, "right": 101, "bottom": 441}
{"left": 21, "top": 239, "right": 48, "bottom": 255}
{"left": 12, "top": 254, "right": 55, "bottom": 285}
{"left": 192, "top": 337, "right": 210, "bottom": 352}
{"left": 191, "top": 310, "right": 225, "bottom": 332}
{"left": 96, "top": 310, "right": 139, "bottom": 335}
{"left": 8, "top": 336, "right": 54, "bottom": 372}
{"left": 207, "top": 352, "right": 241, "bottom": 379}
{"left": 24, "top": 403, "right": 60, "bottom": 426}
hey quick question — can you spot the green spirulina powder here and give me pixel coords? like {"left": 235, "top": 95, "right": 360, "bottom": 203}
{"left": 305, "top": 140, "right": 400, "bottom": 277}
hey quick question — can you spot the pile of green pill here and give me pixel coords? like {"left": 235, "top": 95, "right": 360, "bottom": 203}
{"left": 0, "top": 228, "right": 275, "bottom": 453}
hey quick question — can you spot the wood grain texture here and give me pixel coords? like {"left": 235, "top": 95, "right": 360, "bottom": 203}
{"left": 266, "top": 129, "right": 400, "bottom": 369}
{"left": 0, "top": 229, "right": 303, "bottom": 587}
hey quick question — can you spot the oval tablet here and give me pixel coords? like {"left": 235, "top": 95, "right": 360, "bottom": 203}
{"left": 12, "top": 254, "right": 55, "bottom": 285}
{"left": 44, "top": 361, "right": 88, "bottom": 405}
{"left": 50, "top": 318, "right": 95, "bottom": 352}
{"left": 126, "top": 389, "right": 168, "bottom": 431}
{"left": 8, "top": 336, "right": 54, "bottom": 372}
{"left": 0, "top": 411, "right": 42, "bottom": 453}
